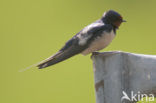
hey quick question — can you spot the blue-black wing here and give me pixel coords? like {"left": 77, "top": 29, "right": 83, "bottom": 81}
{"left": 37, "top": 23, "right": 113, "bottom": 69}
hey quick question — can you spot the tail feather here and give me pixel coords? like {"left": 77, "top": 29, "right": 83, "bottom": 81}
{"left": 37, "top": 50, "right": 78, "bottom": 69}
{"left": 37, "top": 37, "right": 87, "bottom": 69}
{"left": 37, "top": 52, "right": 61, "bottom": 69}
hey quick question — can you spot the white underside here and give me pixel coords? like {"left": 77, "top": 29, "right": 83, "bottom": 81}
{"left": 81, "top": 30, "right": 115, "bottom": 55}
{"left": 78, "top": 22, "right": 104, "bottom": 45}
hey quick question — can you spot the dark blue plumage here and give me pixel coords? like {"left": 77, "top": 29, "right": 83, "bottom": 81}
{"left": 37, "top": 10, "right": 125, "bottom": 69}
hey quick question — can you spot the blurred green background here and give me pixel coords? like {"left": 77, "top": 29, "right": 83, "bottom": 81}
{"left": 0, "top": 0, "right": 156, "bottom": 103}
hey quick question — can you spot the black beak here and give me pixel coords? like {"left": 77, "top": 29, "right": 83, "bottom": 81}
{"left": 122, "top": 20, "right": 126, "bottom": 22}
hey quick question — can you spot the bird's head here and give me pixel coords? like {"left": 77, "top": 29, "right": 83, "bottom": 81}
{"left": 102, "top": 10, "right": 126, "bottom": 28}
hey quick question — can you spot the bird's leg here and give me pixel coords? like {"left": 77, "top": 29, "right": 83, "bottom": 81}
{"left": 92, "top": 51, "right": 99, "bottom": 55}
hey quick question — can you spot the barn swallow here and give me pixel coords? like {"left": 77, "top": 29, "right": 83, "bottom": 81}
{"left": 37, "top": 10, "right": 126, "bottom": 69}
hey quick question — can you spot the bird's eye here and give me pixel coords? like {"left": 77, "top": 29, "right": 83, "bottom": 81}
{"left": 119, "top": 16, "right": 123, "bottom": 21}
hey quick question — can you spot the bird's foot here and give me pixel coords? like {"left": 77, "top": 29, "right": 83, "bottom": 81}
{"left": 92, "top": 51, "right": 99, "bottom": 55}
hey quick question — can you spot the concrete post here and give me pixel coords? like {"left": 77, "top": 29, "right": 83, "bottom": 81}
{"left": 91, "top": 51, "right": 156, "bottom": 103}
